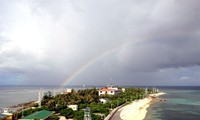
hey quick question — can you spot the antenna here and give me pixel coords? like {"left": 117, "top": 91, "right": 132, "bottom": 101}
{"left": 145, "top": 87, "right": 148, "bottom": 97}
{"left": 110, "top": 78, "right": 113, "bottom": 85}
{"left": 53, "top": 88, "right": 56, "bottom": 97}
{"left": 107, "top": 78, "right": 114, "bottom": 88}
{"left": 22, "top": 105, "right": 24, "bottom": 118}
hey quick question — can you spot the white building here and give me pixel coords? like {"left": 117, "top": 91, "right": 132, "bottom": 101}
{"left": 98, "top": 85, "right": 121, "bottom": 96}
{"left": 68, "top": 105, "right": 78, "bottom": 111}
{"left": 2, "top": 108, "right": 12, "bottom": 116}
{"left": 59, "top": 116, "right": 67, "bottom": 120}
{"left": 67, "top": 89, "right": 72, "bottom": 93}
{"left": 0, "top": 108, "right": 13, "bottom": 120}
{"left": 99, "top": 98, "right": 109, "bottom": 104}
{"left": 62, "top": 89, "right": 73, "bottom": 94}
{"left": 122, "top": 88, "right": 125, "bottom": 92}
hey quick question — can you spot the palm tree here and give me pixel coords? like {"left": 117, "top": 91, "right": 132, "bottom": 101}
{"left": 47, "top": 100, "right": 56, "bottom": 110}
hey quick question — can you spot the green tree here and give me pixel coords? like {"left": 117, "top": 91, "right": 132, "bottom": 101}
{"left": 60, "top": 108, "right": 74, "bottom": 119}
{"left": 49, "top": 115, "right": 59, "bottom": 120}
{"left": 79, "top": 103, "right": 87, "bottom": 110}
{"left": 47, "top": 100, "right": 56, "bottom": 110}
{"left": 56, "top": 105, "right": 67, "bottom": 112}
{"left": 74, "top": 110, "right": 84, "bottom": 120}
{"left": 91, "top": 113, "right": 101, "bottom": 120}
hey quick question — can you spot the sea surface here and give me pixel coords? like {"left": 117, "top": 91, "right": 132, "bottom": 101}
{"left": 0, "top": 85, "right": 86, "bottom": 112}
{"left": 145, "top": 86, "right": 200, "bottom": 120}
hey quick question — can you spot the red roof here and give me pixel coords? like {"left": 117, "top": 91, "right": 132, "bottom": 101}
{"left": 99, "top": 88, "right": 115, "bottom": 91}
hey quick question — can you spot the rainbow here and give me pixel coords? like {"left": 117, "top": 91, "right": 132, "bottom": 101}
{"left": 61, "top": 41, "right": 130, "bottom": 86}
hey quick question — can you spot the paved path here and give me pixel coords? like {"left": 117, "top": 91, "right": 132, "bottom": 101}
{"left": 108, "top": 107, "right": 122, "bottom": 120}
{"left": 105, "top": 103, "right": 128, "bottom": 120}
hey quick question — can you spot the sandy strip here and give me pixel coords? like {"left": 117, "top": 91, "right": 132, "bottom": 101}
{"left": 120, "top": 92, "right": 165, "bottom": 120}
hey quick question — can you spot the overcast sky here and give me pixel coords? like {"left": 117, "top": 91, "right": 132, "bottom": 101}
{"left": 1, "top": 0, "right": 200, "bottom": 86}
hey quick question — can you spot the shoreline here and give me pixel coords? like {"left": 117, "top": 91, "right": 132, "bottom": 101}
{"left": 120, "top": 92, "right": 166, "bottom": 120}
{"left": 0, "top": 101, "right": 37, "bottom": 113}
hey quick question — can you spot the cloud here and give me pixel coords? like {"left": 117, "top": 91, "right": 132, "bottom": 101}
{"left": 1, "top": 0, "right": 200, "bottom": 85}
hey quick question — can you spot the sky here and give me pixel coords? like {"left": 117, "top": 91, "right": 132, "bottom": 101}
{"left": 0, "top": 0, "right": 200, "bottom": 86}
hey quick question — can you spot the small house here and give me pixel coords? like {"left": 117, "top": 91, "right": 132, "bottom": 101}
{"left": 99, "top": 98, "right": 109, "bottom": 104}
{"left": 0, "top": 108, "right": 13, "bottom": 120}
{"left": 122, "top": 88, "right": 125, "bottom": 92}
{"left": 62, "top": 89, "right": 73, "bottom": 94}
{"left": 67, "top": 105, "right": 78, "bottom": 111}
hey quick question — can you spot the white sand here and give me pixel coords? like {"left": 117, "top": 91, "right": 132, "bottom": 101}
{"left": 120, "top": 92, "right": 165, "bottom": 120}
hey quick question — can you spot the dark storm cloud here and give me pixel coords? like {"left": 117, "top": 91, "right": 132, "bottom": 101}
{"left": 118, "top": 38, "right": 200, "bottom": 72}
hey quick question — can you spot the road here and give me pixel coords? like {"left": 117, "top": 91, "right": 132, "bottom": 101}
{"left": 107, "top": 103, "right": 128, "bottom": 120}
{"left": 108, "top": 108, "right": 122, "bottom": 120}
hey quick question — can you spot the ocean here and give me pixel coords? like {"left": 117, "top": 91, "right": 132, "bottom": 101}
{"left": 0, "top": 85, "right": 70, "bottom": 112}
{"left": 0, "top": 85, "right": 92, "bottom": 112}
{"left": 145, "top": 86, "right": 200, "bottom": 120}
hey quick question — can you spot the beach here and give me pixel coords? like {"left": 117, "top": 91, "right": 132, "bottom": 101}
{"left": 120, "top": 92, "right": 166, "bottom": 120}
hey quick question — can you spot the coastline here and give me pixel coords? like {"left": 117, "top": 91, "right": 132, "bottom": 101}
{"left": 1, "top": 101, "right": 36, "bottom": 113}
{"left": 120, "top": 92, "right": 166, "bottom": 120}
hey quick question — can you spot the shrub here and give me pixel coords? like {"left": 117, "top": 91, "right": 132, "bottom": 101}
{"left": 60, "top": 108, "right": 74, "bottom": 119}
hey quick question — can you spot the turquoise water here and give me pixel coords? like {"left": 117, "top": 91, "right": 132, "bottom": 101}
{"left": 145, "top": 87, "right": 200, "bottom": 120}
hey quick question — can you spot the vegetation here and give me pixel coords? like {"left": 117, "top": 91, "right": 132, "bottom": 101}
{"left": 17, "top": 87, "right": 153, "bottom": 120}
{"left": 60, "top": 108, "right": 74, "bottom": 119}
{"left": 49, "top": 115, "right": 59, "bottom": 120}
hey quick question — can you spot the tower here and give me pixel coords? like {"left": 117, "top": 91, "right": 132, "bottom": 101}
{"left": 38, "top": 90, "right": 42, "bottom": 107}
{"left": 84, "top": 107, "right": 91, "bottom": 120}
{"left": 145, "top": 87, "right": 148, "bottom": 97}
{"left": 22, "top": 105, "right": 24, "bottom": 118}
{"left": 152, "top": 87, "right": 155, "bottom": 93}
{"left": 53, "top": 89, "right": 56, "bottom": 97}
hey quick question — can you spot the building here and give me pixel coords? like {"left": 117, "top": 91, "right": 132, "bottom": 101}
{"left": 98, "top": 88, "right": 120, "bottom": 96}
{"left": 98, "top": 85, "right": 121, "bottom": 96}
{"left": 122, "top": 88, "right": 125, "bottom": 92}
{"left": 99, "top": 98, "right": 109, "bottom": 104}
{"left": 67, "top": 105, "right": 78, "bottom": 111}
{"left": 19, "top": 110, "right": 53, "bottom": 120}
{"left": 62, "top": 89, "right": 73, "bottom": 94}
{"left": 66, "top": 89, "right": 72, "bottom": 93}
{"left": 0, "top": 108, "right": 13, "bottom": 120}
{"left": 0, "top": 113, "right": 12, "bottom": 120}
{"left": 59, "top": 116, "right": 67, "bottom": 120}
{"left": 84, "top": 107, "right": 91, "bottom": 120}
{"left": 0, "top": 114, "right": 6, "bottom": 119}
